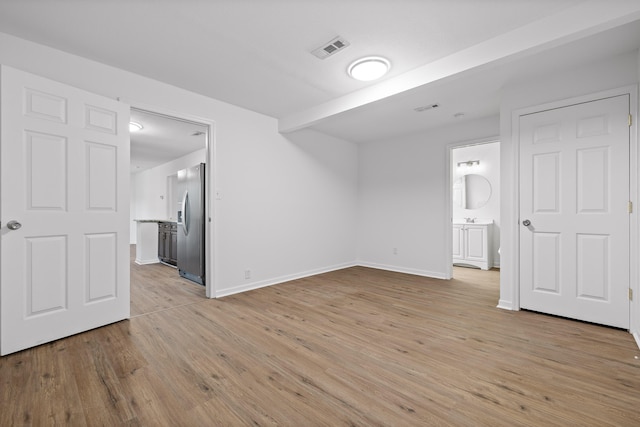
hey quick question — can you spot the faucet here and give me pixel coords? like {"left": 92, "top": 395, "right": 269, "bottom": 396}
{"left": 464, "top": 217, "right": 476, "bottom": 223}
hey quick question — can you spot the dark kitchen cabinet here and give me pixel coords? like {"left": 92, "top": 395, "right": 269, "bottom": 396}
{"left": 158, "top": 221, "right": 177, "bottom": 266}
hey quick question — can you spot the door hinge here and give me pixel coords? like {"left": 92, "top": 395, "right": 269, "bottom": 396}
{"left": 629, "top": 201, "right": 633, "bottom": 214}
{"left": 629, "top": 114, "right": 633, "bottom": 127}
{"left": 629, "top": 288, "right": 633, "bottom": 301}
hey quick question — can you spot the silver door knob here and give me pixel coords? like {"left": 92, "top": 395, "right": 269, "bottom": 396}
{"left": 6, "top": 220, "right": 22, "bottom": 230}
{"left": 522, "top": 219, "right": 531, "bottom": 227}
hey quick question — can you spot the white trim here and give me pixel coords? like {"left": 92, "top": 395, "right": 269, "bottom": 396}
{"left": 497, "top": 299, "right": 515, "bottom": 311}
{"left": 214, "top": 262, "right": 358, "bottom": 298}
{"left": 633, "top": 332, "right": 640, "bottom": 350}
{"left": 215, "top": 261, "right": 453, "bottom": 298}
{"left": 506, "top": 107, "right": 522, "bottom": 311}
{"left": 508, "top": 85, "right": 639, "bottom": 332}
{"left": 121, "top": 99, "right": 217, "bottom": 299}
{"left": 134, "top": 258, "right": 160, "bottom": 265}
{"left": 629, "top": 85, "right": 639, "bottom": 335}
{"left": 446, "top": 136, "right": 500, "bottom": 281}
{"left": 357, "top": 262, "right": 449, "bottom": 280}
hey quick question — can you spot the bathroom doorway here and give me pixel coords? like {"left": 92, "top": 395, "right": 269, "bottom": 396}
{"left": 450, "top": 141, "right": 500, "bottom": 278}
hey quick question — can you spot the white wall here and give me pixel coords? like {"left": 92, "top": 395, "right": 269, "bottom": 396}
{"left": 216, "top": 127, "right": 358, "bottom": 296}
{"left": 499, "top": 51, "right": 639, "bottom": 311}
{"left": 129, "top": 148, "right": 206, "bottom": 244}
{"left": 452, "top": 142, "right": 500, "bottom": 266}
{"left": 357, "top": 116, "right": 500, "bottom": 278}
{"left": 0, "top": 32, "right": 358, "bottom": 297}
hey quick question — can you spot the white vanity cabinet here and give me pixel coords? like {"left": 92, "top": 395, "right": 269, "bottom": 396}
{"left": 452, "top": 221, "right": 493, "bottom": 270}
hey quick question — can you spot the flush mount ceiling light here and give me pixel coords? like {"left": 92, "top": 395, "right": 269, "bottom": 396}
{"left": 129, "top": 121, "right": 143, "bottom": 132}
{"left": 348, "top": 56, "right": 390, "bottom": 81}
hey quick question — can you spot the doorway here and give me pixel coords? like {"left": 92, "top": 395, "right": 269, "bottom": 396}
{"left": 449, "top": 140, "right": 501, "bottom": 279}
{"left": 129, "top": 107, "right": 214, "bottom": 302}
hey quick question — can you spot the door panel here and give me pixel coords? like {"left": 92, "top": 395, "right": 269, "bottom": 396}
{"left": 26, "top": 236, "right": 68, "bottom": 316}
{"left": 1, "top": 66, "right": 130, "bottom": 355}
{"left": 465, "top": 227, "right": 486, "bottom": 261}
{"left": 452, "top": 225, "right": 463, "bottom": 259}
{"left": 532, "top": 232, "right": 560, "bottom": 294}
{"left": 532, "top": 152, "right": 560, "bottom": 213}
{"left": 519, "top": 95, "right": 629, "bottom": 328}
{"left": 27, "top": 131, "right": 68, "bottom": 210}
{"left": 87, "top": 142, "right": 118, "bottom": 210}
{"left": 577, "top": 147, "right": 608, "bottom": 212}
{"left": 86, "top": 233, "right": 118, "bottom": 302}
{"left": 576, "top": 233, "right": 608, "bottom": 300}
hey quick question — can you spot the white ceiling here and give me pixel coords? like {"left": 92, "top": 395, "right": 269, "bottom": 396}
{"left": 129, "top": 109, "right": 207, "bottom": 173}
{"left": 1, "top": 0, "right": 639, "bottom": 160}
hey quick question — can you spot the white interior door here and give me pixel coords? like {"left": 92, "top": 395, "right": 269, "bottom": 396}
{"left": 519, "top": 95, "right": 630, "bottom": 328}
{"left": 0, "top": 66, "right": 130, "bottom": 355}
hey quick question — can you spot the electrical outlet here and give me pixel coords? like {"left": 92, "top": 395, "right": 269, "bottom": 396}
{"left": 244, "top": 269, "right": 251, "bottom": 279}
{"left": 393, "top": 247, "right": 398, "bottom": 255}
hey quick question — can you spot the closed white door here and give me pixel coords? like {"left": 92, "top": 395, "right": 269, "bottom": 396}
{"left": 519, "top": 95, "right": 630, "bottom": 328}
{"left": 0, "top": 66, "right": 130, "bottom": 355}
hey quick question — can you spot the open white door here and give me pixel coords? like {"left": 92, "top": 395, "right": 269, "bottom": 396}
{"left": 519, "top": 95, "right": 630, "bottom": 329}
{"left": 0, "top": 66, "right": 130, "bottom": 355}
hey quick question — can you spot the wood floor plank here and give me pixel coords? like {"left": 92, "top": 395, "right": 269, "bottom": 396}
{"left": 1, "top": 257, "right": 639, "bottom": 426}
{"left": 129, "top": 245, "right": 205, "bottom": 317}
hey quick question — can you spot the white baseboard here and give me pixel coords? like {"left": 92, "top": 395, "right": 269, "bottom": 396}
{"left": 214, "top": 261, "right": 357, "bottom": 298}
{"left": 355, "top": 261, "right": 448, "bottom": 280}
{"left": 213, "top": 261, "right": 458, "bottom": 299}
{"left": 633, "top": 332, "right": 640, "bottom": 351}
{"left": 497, "top": 299, "right": 515, "bottom": 311}
{"left": 135, "top": 258, "right": 159, "bottom": 265}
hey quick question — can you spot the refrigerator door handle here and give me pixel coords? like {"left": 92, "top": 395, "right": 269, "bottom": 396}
{"left": 181, "top": 190, "right": 189, "bottom": 235}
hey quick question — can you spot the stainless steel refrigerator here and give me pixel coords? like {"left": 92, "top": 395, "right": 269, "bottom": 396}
{"left": 177, "top": 163, "right": 205, "bottom": 286}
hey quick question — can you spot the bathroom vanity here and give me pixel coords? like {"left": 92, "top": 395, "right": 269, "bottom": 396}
{"left": 452, "top": 219, "right": 493, "bottom": 270}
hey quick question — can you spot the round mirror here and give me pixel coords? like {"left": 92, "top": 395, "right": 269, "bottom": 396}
{"left": 453, "top": 174, "right": 492, "bottom": 210}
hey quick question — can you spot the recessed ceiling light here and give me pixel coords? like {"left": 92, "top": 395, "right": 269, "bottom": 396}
{"left": 348, "top": 56, "right": 390, "bottom": 81}
{"left": 129, "top": 122, "right": 143, "bottom": 132}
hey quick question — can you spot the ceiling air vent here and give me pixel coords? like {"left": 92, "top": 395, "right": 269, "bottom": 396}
{"left": 311, "top": 36, "right": 350, "bottom": 59}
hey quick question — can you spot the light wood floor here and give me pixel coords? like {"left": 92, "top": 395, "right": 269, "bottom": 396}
{"left": 1, "top": 256, "right": 639, "bottom": 426}
{"left": 130, "top": 246, "right": 205, "bottom": 317}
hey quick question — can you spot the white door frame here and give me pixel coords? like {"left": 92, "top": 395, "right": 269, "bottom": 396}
{"left": 125, "top": 101, "right": 217, "bottom": 298}
{"left": 444, "top": 137, "right": 500, "bottom": 279}
{"left": 505, "top": 85, "right": 638, "bottom": 335}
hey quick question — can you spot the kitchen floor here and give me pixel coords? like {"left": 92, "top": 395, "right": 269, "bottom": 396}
{"left": 130, "top": 244, "right": 205, "bottom": 317}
